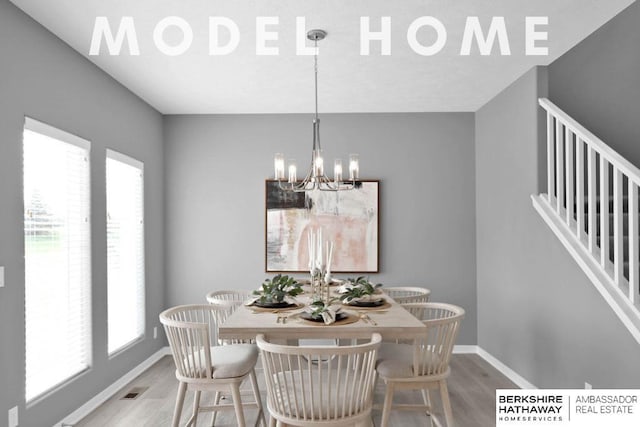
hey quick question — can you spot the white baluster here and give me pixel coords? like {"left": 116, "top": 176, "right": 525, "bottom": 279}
{"left": 547, "top": 112, "right": 555, "bottom": 204}
{"left": 565, "top": 128, "right": 574, "bottom": 225}
{"left": 613, "top": 168, "right": 623, "bottom": 285}
{"left": 576, "top": 138, "right": 584, "bottom": 240}
{"left": 556, "top": 120, "right": 564, "bottom": 213}
{"left": 600, "top": 157, "right": 610, "bottom": 267}
{"left": 587, "top": 146, "right": 597, "bottom": 253}
{"left": 629, "top": 182, "right": 639, "bottom": 303}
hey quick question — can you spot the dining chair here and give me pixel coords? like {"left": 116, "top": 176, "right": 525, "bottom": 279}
{"left": 206, "top": 289, "right": 253, "bottom": 308}
{"left": 160, "top": 304, "right": 266, "bottom": 427}
{"left": 206, "top": 290, "right": 256, "bottom": 345}
{"left": 376, "top": 302, "right": 464, "bottom": 427}
{"left": 383, "top": 286, "right": 431, "bottom": 305}
{"left": 257, "top": 333, "right": 382, "bottom": 427}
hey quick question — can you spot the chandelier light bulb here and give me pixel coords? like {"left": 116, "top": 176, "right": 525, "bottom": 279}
{"left": 349, "top": 154, "right": 359, "bottom": 180}
{"left": 288, "top": 160, "right": 297, "bottom": 183}
{"left": 314, "top": 151, "right": 324, "bottom": 176}
{"left": 274, "top": 153, "right": 285, "bottom": 180}
{"left": 334, "top": 159, "right": 343, "bottom": 183}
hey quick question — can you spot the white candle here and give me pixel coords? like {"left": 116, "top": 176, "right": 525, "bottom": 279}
{"left": 317, "top": 228, "right": 323, "bottom": 269}
{"left": 309, "top": 231, "right": 315, "bottom": 271}
{"left": 307, "top": 230, "right": 312, "bottom": 269}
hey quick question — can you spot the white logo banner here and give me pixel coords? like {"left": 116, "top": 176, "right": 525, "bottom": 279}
{"left": 496, "top": 389, "right": 640, "bottom": 427}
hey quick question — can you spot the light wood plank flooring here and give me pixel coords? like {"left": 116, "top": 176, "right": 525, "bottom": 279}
{"left": 75, "top": 354, "right": 517, "bottom": 426}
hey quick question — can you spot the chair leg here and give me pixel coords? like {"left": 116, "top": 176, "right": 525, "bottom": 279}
{"left": 268, "top": 416, "right": 277, "bottom": 427}
{"left": 380, "top": 382, "right": 395, "bottom": 427}
{"left": 210, "top": 391, "right": 221, "bottom": 426}
{"left": 249, "top": 369, "right": 266, "bottom": 426}
{"left": 421, "top": 389, "right": 434, "bottom": 427}
{"left": 191, "top": 390, "right": 201, "bottom": 426}
{"left": 172, "top": 382, "right": 187, "bottom": 427}
{"left": 230, "top": 382, "right": 247, "bottom": 427}
{"left": 439, "top": 380, "right": 454, "bottom": 427}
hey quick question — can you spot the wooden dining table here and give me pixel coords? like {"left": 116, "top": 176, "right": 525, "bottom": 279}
{"left": 218, "top": 293, "right": 426, "bottom": 341}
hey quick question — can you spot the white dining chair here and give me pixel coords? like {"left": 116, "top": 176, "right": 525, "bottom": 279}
{"left": 206, "top": 290, "right": 255, "bottom": 345}
{"left": 257, "top": 333, "right": 382, "bottom": 427}
{"left": 160, "top": 304, "right": 266, "bottom": 427}
{"left": 376, "top": 302, "right": 464, "bottom": 427}
{"left": 384, "top": 286, "right": 431, "bottom": 305}
{"left": 206, "top": 289, "right": 253, "bottom": 307}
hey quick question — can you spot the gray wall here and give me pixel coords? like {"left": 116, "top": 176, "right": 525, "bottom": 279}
{"left": 548, "top": 1, "right": 640, "bottom": 166}
{"left": 164, "top": 113, "right": 477, "bottom": 344}
{"left": 0, "top": 1, "right": 165, "bottom": 425}
{"left": 476, "top": 65, "right": 640, "bottom": 388}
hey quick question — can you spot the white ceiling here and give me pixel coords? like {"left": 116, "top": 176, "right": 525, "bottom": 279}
{"left": 9, "top": 0, "right": 635, "bottom": 114}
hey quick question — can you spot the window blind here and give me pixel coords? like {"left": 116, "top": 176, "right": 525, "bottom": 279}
{"left": 23, "top": 117, "right": 92, "bottom": 402}
{"left": 106, "top": 149, "right": 145, "bottom": 355}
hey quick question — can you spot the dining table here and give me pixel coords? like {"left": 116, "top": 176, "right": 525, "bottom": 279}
{"left": 218, "top": 291, "right": 426, "bottom": 342}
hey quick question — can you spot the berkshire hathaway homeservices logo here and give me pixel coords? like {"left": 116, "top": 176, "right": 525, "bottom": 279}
{"left": 497, "top": 390, "right": 640, "bottom": 426}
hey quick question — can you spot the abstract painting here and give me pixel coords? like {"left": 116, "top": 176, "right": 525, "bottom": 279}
{"left": 265, "top": 180, "right": 379, "bottom": 272}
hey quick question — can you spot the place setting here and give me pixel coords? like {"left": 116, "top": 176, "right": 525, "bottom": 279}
{"left": 336, "top": 276, "right": 390, "bottom": 310}
{"left": 245, "top": 274, "right": 305, "bottom": 313}
{"left": 298, "top": 299, "right": 359, "bottom": 326}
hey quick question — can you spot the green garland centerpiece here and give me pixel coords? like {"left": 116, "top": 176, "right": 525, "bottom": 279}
{"left": 253, "top": 274, "right": 303, "bottom": 306}
{"left": 338, "top": 276, "right": 383, "bottom": 305}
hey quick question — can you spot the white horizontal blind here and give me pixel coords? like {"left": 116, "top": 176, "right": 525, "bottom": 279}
{"left": 23, "top": 118, "right": 92, "bottom": 402}
{"left": 106, "top": 150, "right": 145, "bottom": 354}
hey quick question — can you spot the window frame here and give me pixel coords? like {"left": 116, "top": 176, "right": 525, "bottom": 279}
{"left": 105, "top": 148, "right": 146, "bottom": 356}
{"left": 23, "top": 116, "right": 93, "bottom": 404}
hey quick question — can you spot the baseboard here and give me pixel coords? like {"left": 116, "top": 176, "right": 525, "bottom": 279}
{"left": 53, "top": 347, "right": 171, "bottom": 427}
{"left": 476, "top": 347, "right": 537, "bottom": 389}
{"left": 453, "top": 345, "right": 478, "bottom": 354}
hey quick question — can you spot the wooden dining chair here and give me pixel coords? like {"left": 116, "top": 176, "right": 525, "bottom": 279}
{"left": 257, "top": 333, "right": 382, "bottom": 427}
{"left": 206, "top": 289, "right": 253, "bottom": 308}
{"left": 160, "top": 304, "right": 266, "bottom": 427}
{"left": 376, "top": 302, "right": 464, "bottom": 427}
{"left": 206, "top": 290, "right": 254, "bottom": 345}
{"left": 384, "top": 286, "right": 431, "bottom": 305}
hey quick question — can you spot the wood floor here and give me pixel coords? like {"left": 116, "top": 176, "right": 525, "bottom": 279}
{"left": 76, "top": 354, "right": 516, "bottom": 426}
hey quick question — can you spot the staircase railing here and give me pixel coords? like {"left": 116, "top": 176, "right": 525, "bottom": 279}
{"left": 532, "top": 98, "right": 640, "bottom": 343}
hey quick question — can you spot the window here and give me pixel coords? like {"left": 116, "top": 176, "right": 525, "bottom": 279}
{"left": 23, "top": 118, "right": 92, "bottom": 402}
{"left": 106, "top": 150, "right": 145, "bottom": 354}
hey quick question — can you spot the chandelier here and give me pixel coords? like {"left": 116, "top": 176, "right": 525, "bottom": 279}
{"left": 273, "top": 29, "right": 360, "bottom": 192}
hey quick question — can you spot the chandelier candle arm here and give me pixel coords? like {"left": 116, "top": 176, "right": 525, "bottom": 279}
{"left": 272, "top": 29, "right": 360, "bottom": 193}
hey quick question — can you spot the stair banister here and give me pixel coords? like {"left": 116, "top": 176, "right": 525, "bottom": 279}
{"left": 533, "top": 98, "right": 640, "bottom": 344}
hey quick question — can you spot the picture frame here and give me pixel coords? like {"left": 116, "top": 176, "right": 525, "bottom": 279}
{"left": 265, "top": 180, "right": 379, "bottom": 273}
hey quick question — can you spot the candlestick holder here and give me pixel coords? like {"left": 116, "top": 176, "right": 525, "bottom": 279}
{"left": 310, "top": 267, "right": 331, "bottom": 305}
